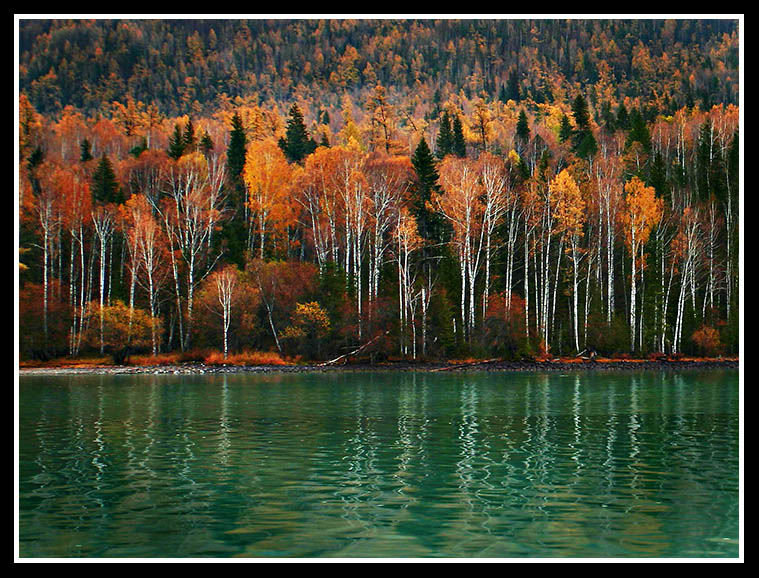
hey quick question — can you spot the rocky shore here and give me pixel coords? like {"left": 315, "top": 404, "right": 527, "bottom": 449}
{"left": 18, "top": 358, "right": 739, "bottom": 376}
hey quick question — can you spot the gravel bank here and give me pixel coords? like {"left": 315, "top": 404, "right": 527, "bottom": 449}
{"left": 18, "top": 358, "right": 739, "bottom": 376}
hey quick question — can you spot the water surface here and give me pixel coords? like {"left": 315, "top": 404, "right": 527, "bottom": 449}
{"left": 18, "top": 369, "right": 739, "bottom": 558}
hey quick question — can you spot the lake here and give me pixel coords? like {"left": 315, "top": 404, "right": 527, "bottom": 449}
{"left": 18, "top": 369, "right": 740, "bottom": 558}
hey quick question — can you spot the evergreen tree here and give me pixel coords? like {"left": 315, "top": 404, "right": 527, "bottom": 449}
{"left": 79, "top": 138, "right": 93, "bottom": 162}
{"left": 91, "top": 154, "right": 122, "bottom": 204}
{"left": 226, "top": 112, "right": 247, "bottom": 180}
{"left": 600, "top": 100, "right": 616, "bottom": 132}
{"left": 575, "top": 130, "right": 598, "bottom": 160}
{"left": 129, "top": 137, "right": 148, "bottom": 158}
{"left": 223, "top": 112, "right": 248, "bottom": 268}
{"left": 410, "top": 137, "right": 444, "bottom": 242}
{"left": 571, "top": 93, "right": 597, "bottom": 159}
{"left": 571, "top": 93, "right": 591, "bottom": 131}
{"left": 199, "top": 129, "right": 214, "bottom": 155}
{"left": 506, "top": 68, "right": 520, "bottom": 101}
{"left": 616, "top": 103, "right": 630, "bottom": 131}
{"left": 280, "top": 103, "right": 316, "bottom": 163}
{"left": 452, "top": 115, "right": 466, "bottom": 157}
{"left": 625, "top": 108, "right": 651, "bottom": 153}
{"left": 498, "top": 83, "right": 508, "bottom": 104}
{"left": 649, "top": 152, "right": 670, "bottom": 204}
{"left": 558, "top": 114, "right": 573, "bottom": 143}
{"left": 27, "top": 146, "right": 43, "bottom": 171}
{"left": 167, "top": 123, "right": 185, "bottom": 160}
{"left": 182, "top": 117, "right": 196, "bottom": 153}
{"left": 436, "top": 111, "right": 453, "bottom": 159}
{"left": 516, "top": 109, "right": 530, "bottom": 143}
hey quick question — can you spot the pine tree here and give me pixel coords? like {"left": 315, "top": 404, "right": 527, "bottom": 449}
{"left": 129, "top": 136, "right": 148, "bottom": 158}
{"left": 559, "top": 114, "right": 573, "bottom": 143}
{"left": 226, "top": 112, "right": 247, "bottom": 180}
{"left": 506, "top": 68, "right": 520, "bottom": 101}
{"left": 616, "top": 103, "right": 630, "bottom": 131}
{"left": 167, "top": 123, "right": 185, "bottom": 160}
{"left": 79, "top": 138, "right": 93, "bottom": 162}
{"left": 498, "top": 83, "right": 508, "bottom": 104}
{"left": 625, "top": 108, "right": 651, "bottom": 153}
{"left": 516, "top": 109, "right": 530, "bottom": 143}
{"left": 410, "top": 137, "right": 444, "bottom": 242}
{"left": 199, "top": 129, "right": 214, "bottom": 155}
{"left": 575, "top": 130, "right": 598, "bottom": 160}
{"left": 223, "top": 112, "right": 248, "bottom": 268}
{"left": 436, "top": 111, "right": 453, "bottom": 159}
{"left": 600, "top": 101, "right": 616, "bottom": 132}
{"left": 452, "top": 115, "right": 466, "bottom": 158}
{"left": 571, "top": 93, "right": 591, "bottom": 131}
{"left": 280, "top": 103, "right": 316, "bottom": 163}
{"left": 182, "top": 117, "right": 196, "bottom": 153}
{"left": 571, "top": 93, "right": 597, "bottom": 159}
{"left": 92, "top": 154, "right": 122, "bottom": 204}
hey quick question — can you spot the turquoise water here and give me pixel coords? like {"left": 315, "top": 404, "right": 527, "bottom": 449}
{"left": 18, "top": 369, "right": 740, "bottom": 558}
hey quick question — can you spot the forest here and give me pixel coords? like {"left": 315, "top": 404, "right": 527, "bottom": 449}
{"left": 17, "top": 18, "right": 740, "bottom": 364}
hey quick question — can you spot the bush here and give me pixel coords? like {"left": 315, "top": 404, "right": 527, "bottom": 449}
{"left": 204, "top": 349, "right": 290, "bottom": 366}
{"left": 690, "top": 324, "right": 723, "bottom": 357}
{"left": 83, "top": 300, "right": 159, "bottom": 364}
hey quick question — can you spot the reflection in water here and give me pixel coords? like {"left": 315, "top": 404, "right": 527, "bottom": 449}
{"left": 19, "top": 370, "right": 739, "bottom": 558}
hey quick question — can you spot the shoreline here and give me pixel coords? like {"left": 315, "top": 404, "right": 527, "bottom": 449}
{"left": 17, "top": 358, "right": 739, "bottom": 376}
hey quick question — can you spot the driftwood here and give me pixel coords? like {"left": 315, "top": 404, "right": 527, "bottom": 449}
{"left": 575, "top": 348, "right": 597, "bottom": 361}
{"left": 317, "top": 330, "right": 391, "bottom": 367}
{"left": 430, "top": 358, "right": 500, "bottom": 372}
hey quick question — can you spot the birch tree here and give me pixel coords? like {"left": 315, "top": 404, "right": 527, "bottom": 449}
{"left": 620, "top": 176, "right": 663, "bottom": 352}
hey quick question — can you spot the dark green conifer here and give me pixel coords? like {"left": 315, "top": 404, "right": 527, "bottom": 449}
{"left": 410, "top": 137, "right": 444, "bottom": 242}
{"left": 182, "top": 117, "right": 196, "bottom": 152}
{"left": 558, "top": 114, "right": 573, "bottom": 143}
{"left": 616, "top": 103, "right": 630, "bottom": 131}
{"left": 506, "top": 68, "right": 520, "bottom": 101}
{"left": 199, "top": 129, "right": 214, "bottom": 155}
{"left": 280, "top": 103, "right": 316, "bottom": 163}
{"left": 435, "top": 111, "right": 453, "bottom": 159}
{"left": 625, "top": 108, "right": 651, "bottom": 153}
{"left": 226, "top": 112, "right": 247, "bottom": 180}
{"left": 516, "top": 109, "right": 530, "bottom": 143}
{"left": 571, "top": 93, "right": 591, "bottom": 131}
{"left": 92, "top": 154, "right": 122, "bottom": 204}
{"left": 167, "top": 123, "right": 185, "bottom": 160}
{"left": 452, "top": 115, "right": 466, "bottom": 158}
{"left": 80, "top": 138, "right": 93, "bottom": 162}
{"left": 129, "top": 137, "right": 148, "bottom": 158}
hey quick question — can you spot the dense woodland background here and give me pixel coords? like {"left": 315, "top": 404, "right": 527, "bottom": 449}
{"left": 17, "top": 18, "right": 740, "bottom": 363}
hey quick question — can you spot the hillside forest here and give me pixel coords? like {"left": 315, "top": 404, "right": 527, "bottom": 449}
{"left": 17, "top": 18, "right": 740, "bottom": 363}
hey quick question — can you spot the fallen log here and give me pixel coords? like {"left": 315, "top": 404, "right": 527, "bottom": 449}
{"left": 317, "top": 330, "right": 391, "bottom": 367}
{"left": 430, "top": 358, "right": 501, "bottom": 372}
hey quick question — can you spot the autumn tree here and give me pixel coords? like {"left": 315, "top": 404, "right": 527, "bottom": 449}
{"left": 281, "top": 301, "right": 331, "bottom": 359}
{"left": 243, "top": 138, "right": 294, "bottom": 259}
{"left": 550, "top": 169, "right": 586, "bottom": 352}
{"left": 122, "top": 194, "right": 168, "bottom": 355}
{"left": 620, "top": 176, "right": 663, "bottom": 352}
{"left": 204, "top": 265, "right": 239, "bottom": 359}
{"left": 84, "top": 300, "right": 158, "bottom": 364}
{"left": 153, "top": 152, "right": 226, "bottom": 351}
{"left": 431, "top": 155, "right": 484, "bottom": 343}
{"left": 364, "top": 152, "right": 413, "bottom": 307}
